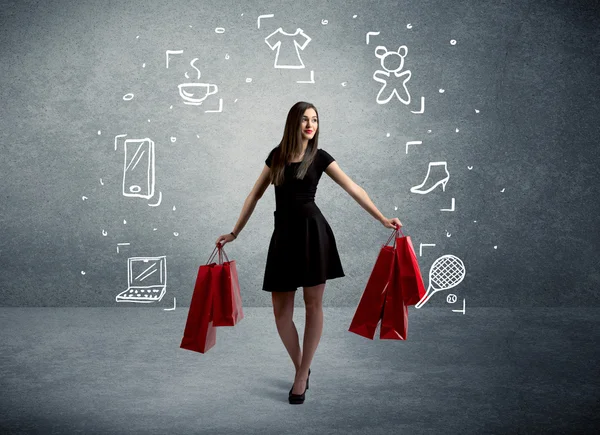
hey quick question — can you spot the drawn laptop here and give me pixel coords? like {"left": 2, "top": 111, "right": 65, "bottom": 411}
{"left": 116, "top": 256, "right": 167, "bottom": 303}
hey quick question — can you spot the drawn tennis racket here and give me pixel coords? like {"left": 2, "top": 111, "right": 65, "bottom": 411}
{"left": 415, "top": 254, "right": 466, "bottom": 309}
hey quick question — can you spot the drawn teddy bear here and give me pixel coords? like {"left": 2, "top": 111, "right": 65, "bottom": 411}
{"left": 373, "top": 45, "right": 411, "bottom": 105}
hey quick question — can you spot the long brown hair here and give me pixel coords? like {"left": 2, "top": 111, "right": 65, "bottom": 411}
{"left": 269, "top": 101, "right": 320, "bottom": 186}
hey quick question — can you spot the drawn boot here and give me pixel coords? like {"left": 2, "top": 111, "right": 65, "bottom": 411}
{"left": 410, "top": 162, "right": 450, "bottom": 194}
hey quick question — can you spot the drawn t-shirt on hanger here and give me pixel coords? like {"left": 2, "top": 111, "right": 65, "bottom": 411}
{"left": 265, "top": 28, "right": 312, "bottom": 69}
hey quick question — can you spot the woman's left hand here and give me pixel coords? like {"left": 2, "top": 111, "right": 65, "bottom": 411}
{"left": 381, "top": 217, "right": 403, "bottom": 229}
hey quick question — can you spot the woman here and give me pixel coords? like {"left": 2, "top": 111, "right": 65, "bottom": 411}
{"left": 215, "top": 101, "right": 402, "bottom": 404}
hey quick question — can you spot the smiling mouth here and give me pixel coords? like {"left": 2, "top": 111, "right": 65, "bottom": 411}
{"left": 305, "top": 130, "right": 313, "bottom": 133}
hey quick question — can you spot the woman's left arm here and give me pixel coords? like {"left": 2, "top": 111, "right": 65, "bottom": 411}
{"left": 325, "top": 162, "right": 402, "bottom": 229}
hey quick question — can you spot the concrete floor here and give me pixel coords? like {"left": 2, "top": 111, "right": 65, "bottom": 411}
{"left": 1, "top": 307, "right": 598, "bottom": 434}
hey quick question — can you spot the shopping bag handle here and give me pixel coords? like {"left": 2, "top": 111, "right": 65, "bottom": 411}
{"left": 206, "top": 243, "right": 231, "bottom": 265}
{"left": 384, "top": 225, "right": 405, "bottom": 247}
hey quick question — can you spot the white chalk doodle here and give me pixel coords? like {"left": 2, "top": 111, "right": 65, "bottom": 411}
{"left": 123, "top": 93, "right": 134, "bottom": 101}
{"left": 475, "top": 109, "right": 480, "bottom": 113}
{"left": 81, "top": 271, "right": 86, "bottom": 275}
{"left": 97, "top": 130, "right": 101, "bottom": 135}
{"left": 321, "top": 19, "right": 328, "bottom": 25}
{"left": 116, "top": 256, "right": 167, "bottom": 304}
{"left": 455, "top": 128, "right": 459, "bottom": 133}
{"left": 205, "top": 98, "right": 223, "bottom": 113}
{"left": 410, "top": 162, "right": 449, "bottom": 194}
{"left": 500, "top": 188, "right": 505, "bottom": 192}
{"left": 114, "top": 136, "right": 156, "bottom": 199}
{"left": 440, "top": 198, "right": 455, "bottom": 212}
{"left": 174, "top": 232, "right": 179, "bottom": 237}
{"left": 163, "top": 297, "right": 176, "bottom": 311}
{"left": 215, "top": 27, "right": 225, "bottom": 34}
{"left": 447, "top": 294, "right": 457, "bottom": 303}
{"left": 452, "top": 298, "right": 466, "bottom": 314}
{"left": 446, "top": 231, "right": 451, "bottom": 237}
{"left": 148, "top": 190, "right": 162, "bottom": 207}
{"left": 373, "top": 46, "right": 411, "bottom": 105}
{"left": 257, "top": 14, "right": 274, "bottom": 29}
{"left": 116, "top": 242, "right": 130, "bottom": 254}
{"left": 142, "top": 63, "right": 146, "bottom": 68}
{"left": 265, "top": 28, "right": 311, "bottom": 69}
{"left": 419, "top": 243, "right": 436, "bottom": 257}
{"left": 100, "top": 178, "right": 104, "bottom": 185}
{"left": 467, "top": 166, "right": 473, "bottom": 170}
{"left": 225, "top": 53, "right": 229, "bottom": 60}
{"left": 386, "top": 133, "right": 390, "bottom": 137}
{"left": 410, "top": 96, "right": 425, "bottom": 114}
{"left": 123, "top": 220, "right": 127, "bottom": 224}
{"left": 296, "top": 70, "right": 315, "bottom": 84}
{"left": 170, "top": 137, "right": 176, "bottom": 143}
{"left": 341, "top": 82, "right": 347, "bottom": 87}
{"left": 439, "top": 89, "right": 445, "bottom": 93}
{"left": 82, "top": 196, "right": 88, "bottom": 201}
{"left": 353, "top": 15, "right": 357, "bottom": 19}
{"left": 450, "top": 39, "right": 457, "bottom": 45}
{"left": 405, "top": 140, "right": 422, "bottom": 154}
{"left": 246, "top": 78, "right": 252, "bottom": 83}
{"left": 415, "top": 254, "right": 466, "bottom": 309}
{"left": 494, "top": 245, "right": 498, "bottom": 249}
{"left": 178, "top": 58, "right": 219, "bottom": 106}
{"left": 407, "top": 23, "right": 412, "bottom": 29}
{"left": 165, "top": 49, "right": 183, "bottom": 68}
{"left": 172, "top": 206, "right": 176, "bottom": 211}
{"left": 366, "top": 31, "right": 380, "bottom": 45}
{"left": 102, "top": 230, "right": 107, "bottom": 236}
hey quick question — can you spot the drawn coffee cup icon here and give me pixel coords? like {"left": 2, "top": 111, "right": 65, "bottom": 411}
{"left": 178, "top": 83, "right": 218, "bottom": 105}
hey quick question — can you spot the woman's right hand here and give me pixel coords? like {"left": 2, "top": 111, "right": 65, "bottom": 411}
{"left": 215, "top": 233, "right": 236, "bottom": 247}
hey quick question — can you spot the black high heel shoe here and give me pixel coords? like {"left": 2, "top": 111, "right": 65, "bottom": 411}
{"left": 288, "top": 368, "right": 311, "bottom": 404}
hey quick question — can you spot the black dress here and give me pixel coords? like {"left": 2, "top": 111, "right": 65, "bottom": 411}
{"left": 262, "top": 146, "right": 345, "bottom": 292}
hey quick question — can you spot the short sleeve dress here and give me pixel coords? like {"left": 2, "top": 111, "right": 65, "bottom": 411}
{"left": 262, "top": 146, "right": 345, "bottom": 292}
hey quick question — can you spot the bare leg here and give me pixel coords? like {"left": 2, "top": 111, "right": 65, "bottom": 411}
{"left": 272, "top": 290, "right": 302, "bottom": 371}
{"left": 291, "top": 283, "right": 325, "bottom": 395}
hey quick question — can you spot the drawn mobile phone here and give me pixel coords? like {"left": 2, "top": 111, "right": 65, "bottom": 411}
{"left": 122, "top": 138, "right": 155, "bottom": 199}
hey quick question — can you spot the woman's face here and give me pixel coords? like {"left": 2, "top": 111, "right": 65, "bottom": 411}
{"left": 300, "top": 108, "right": 318, "bottom": 141}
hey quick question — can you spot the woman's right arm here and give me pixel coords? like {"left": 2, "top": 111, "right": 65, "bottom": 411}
{"left": 215, "top": 164, "right": 272, "bottom": 246}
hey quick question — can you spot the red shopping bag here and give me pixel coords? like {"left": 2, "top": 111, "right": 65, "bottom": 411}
{"left": 394, "top": 228, "right": 426, "bottom": 306}
{"left": 211, "top": 244, "right": 244, "bottom": 327}
{"left": 180, "top": 246, "right": 220, "bottom": 354}
{"left": 380, "top": 244, "right": 408, "bottom": 340}
{"left": 348, "top": 229, "right": 397, "bottom": 339}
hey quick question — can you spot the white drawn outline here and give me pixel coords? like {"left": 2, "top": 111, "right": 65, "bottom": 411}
{"left": 441, "top": 198, "right": 455, "bottom": 212}
{"left": 410, "top": 162, "right": 449, "bottom": 194}
{"left": 373, "top": 45, "right": 411, "bottom": 105}
{"left": 296, "top": 70, "right": 315, "bottom": 84}
{"left": 366, "top": 31, "right": 380, "bottom": 44}
{"left": 451, "top": 298, "right": 466, "bottom": 314}
{"left": 257, "top": 14, "right": 274, "bottom": 29}
{"left": 116, "top": 256, "right": 167, "bottom": 304}
{"left": 166, "top": 50, "right": 183, "bottom": 68}
{"left": 405, "top": 141, "right": 422, "bottom": 154}
{"left": 411, "top": 96, "right": 425, "bottom": 114}
{"left": 265, "top": 27, "right": 311, "bottom": 69}
{"left": 116, "top": 242, "right": 130, "bottom": 254}
{"left": 419, "top": 243, "right": 436, "bottom": 257}
{"left": 164, "top": 297, "right": 176, "bottom": 311}
{"left": 415, "top": 255, "right": 466, "bottom": 309}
